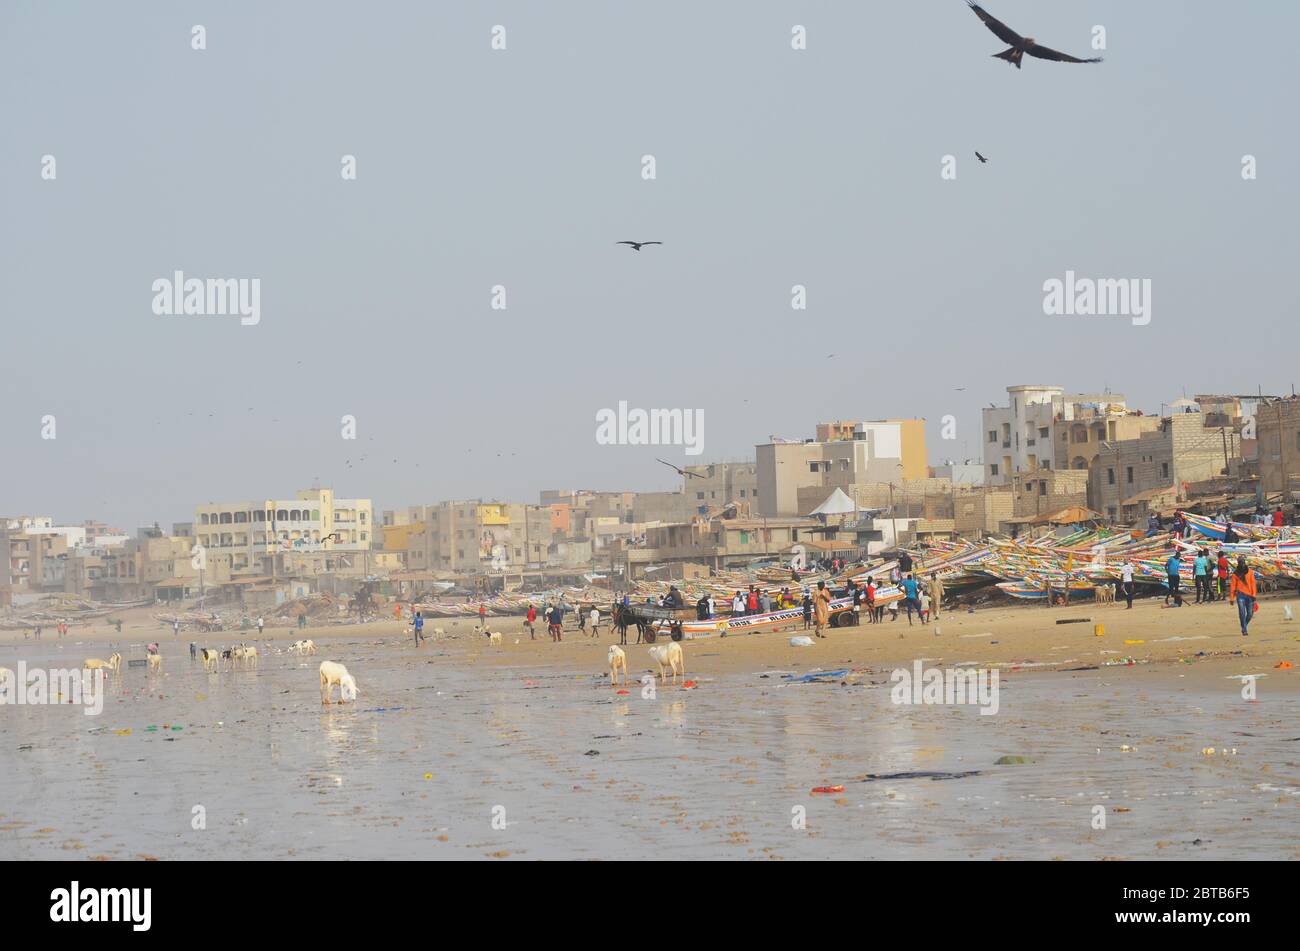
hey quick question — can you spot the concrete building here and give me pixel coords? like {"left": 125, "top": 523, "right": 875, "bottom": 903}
{"left": 400, "top": 500, "right": 555, "bottom": 574}
{"left": 681, "top": 461, "right": 759, "bottom": 516}
{"left": 756, "top": 419, "right": 927, "bottom": 517}
{"left": 1088, "top": 413, "right": 1240, "bottom": 521}
{"left": 982, "top": 386, "right": 1156, "bottom": 485}
{"left": 625, "top": 517, "right": 816, "bottom": 578}
{"left": 1256, "top": 396, "right": 1300, "bottom": 498}
{"left": 1012, "top": 469, "right": 1090, "bottom": 520}
{"left": 194, "top": 487, "right": 373, "bottom": 575}
{"left": 1, "top": 526, "right": 71, "bottom": 604}
{"left": 953, "top": 485, "right": 1016, "bottom": 539}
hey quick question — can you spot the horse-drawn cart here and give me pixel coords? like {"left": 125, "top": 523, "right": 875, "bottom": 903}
{"left": 617, "top": 602, "right": 692, "bottom": 643}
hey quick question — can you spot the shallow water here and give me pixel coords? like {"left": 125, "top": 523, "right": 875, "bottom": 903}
{"left": 1, "top": 639, "right": 1297, "bottom": 860}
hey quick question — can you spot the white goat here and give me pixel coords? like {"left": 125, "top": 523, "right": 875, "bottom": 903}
{"left": 319, "top": 661, "right": 358, "bottom": 704}
{"left": 647, "top": 642, "right": 684, "bottom": 684}
{"left": 608, "top": 645, "right": 627, "bottom": 686}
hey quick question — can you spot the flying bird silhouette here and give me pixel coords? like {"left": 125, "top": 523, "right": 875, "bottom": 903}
{"left": 966, "top": 2, "right": 1102, "bottom": 69}
{"left": 616, "top": 241, "right": 662, "bottom": 251}
{"left": 656, "top": 458, "right": 702, "bottom": 479}
{"left": 975, "top": 151, "right": 988, "bottom": 164}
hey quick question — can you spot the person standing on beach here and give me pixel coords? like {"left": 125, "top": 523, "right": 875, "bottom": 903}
{"left": 1194, "top": 549, "right": 1210, "bottom": 603}
{"left": 526, "top": 603, "right": 537, "bottom": 639}
{"left": 1216, "top": 550, "right": 1230, "bottom": 600}
{"left": 801, "top": 591, "right": 813, "bottom": 630}
{"left": 1229, "top": 557, "right": 1258, "bottom": 636}
{"left": 173, "top": 619, "right": 180, "bottom": 638}
{"left": 865, "top": 580, "right": 877, "bottom": 623}
{"left": 928, "top": 573, "right": 944, "bottom": 620}
{"left": 1121, "top": 560, "right": 1135, "bottom": 609}
{"left": 549, "top": 603, "right": 563, "bottom": 642}
{"left": 902, "top": 574, "right": 920, "bottom": 625}
{"left": 732, "top": 591, "right": 744, "bottom": 616}
{"left": 413, "top": 610, "right": 424, "bottom": 645}
{"left": 589, "top": 606, "right": 600, "bottom": 638}
{"left": 478, "top": 603, "right": 487, "bottom": 630}
{"left": 1164, "top": 554, "right": 1183, "bottom": 607}
{"left": 813, "top": 581, "right": 831, "bottom": 638}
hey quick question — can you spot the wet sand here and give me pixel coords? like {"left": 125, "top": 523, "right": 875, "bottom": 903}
{"left": 2, "top": 597, "right": 1297, "bottom": 860}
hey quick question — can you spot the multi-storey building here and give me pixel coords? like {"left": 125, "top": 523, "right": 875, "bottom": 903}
{"left": 193, "top": 487, "right": 372, "bottom": 575}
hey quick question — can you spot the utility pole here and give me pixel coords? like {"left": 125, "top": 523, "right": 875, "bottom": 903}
{"left": 1274, "top": 397, "right": 1291, "bottom": 504}
{"left": 888, "top": 482, "right": 898, "bottom": 550}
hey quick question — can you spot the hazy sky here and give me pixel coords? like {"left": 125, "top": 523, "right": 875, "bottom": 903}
{"left": 3, "top": 1, "right": 1297, "bottom": 530}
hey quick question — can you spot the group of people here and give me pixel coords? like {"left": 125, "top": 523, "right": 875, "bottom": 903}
{"left": 1159, "top": 550, "right": 1260, "bottom": 635}
{"left": 25, "top": 619, "right": 74, "bottom": 640}
{"left": 1160, "top": 549, "right": 1233, "bottom": 607}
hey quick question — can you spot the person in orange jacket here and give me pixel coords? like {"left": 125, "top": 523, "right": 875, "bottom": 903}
{"left": 1228, "top": 557, "right": 1258, "bottom": 637}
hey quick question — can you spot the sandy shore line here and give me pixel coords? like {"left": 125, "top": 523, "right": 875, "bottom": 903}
{"left": 9, "top": 594, "right": 1298, "bottom": 689}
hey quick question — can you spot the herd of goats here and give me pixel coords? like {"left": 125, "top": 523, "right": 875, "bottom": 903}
{"left": 65, "top": 638, "right": 359, "bottom": 705}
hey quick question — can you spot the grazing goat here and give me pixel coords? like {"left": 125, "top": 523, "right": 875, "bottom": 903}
{"left": 200, "top": 648, "right": 221, "bottom": 672}
{"left": 232, "top": 644, "right": 258, "bottom": 669}
{"left": 1094, "top": 584, "right": 1116, "bottom": 605}
{"left": 432, "top": 627, "right": 446, "bottom": 638}
{"left": 319, "top": 661, "right": 358, "bottom": 704}
{"left": 83, "top": 653, "right": 121, "bottom": 674}
{"left": 487, "top": 631, "right": 503, "bottom": 646}
{"left": 647, "top": 642, "right": 685, "bottom": 684}
{"left": 289, "top": 639, "right": 317, "bottom": 655}
{"left": 608, "top": 645, "right": 627, "bottom": 686}
{"left": 147, "top": 653, "right": 162, "bottom": 673}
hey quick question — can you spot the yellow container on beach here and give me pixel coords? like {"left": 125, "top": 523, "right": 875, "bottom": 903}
{"left": 1094, "top": 624, "right": 1104, "bottom": 637}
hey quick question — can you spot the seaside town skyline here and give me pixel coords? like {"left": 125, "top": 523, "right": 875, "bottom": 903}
{"left": 5, "top": 2, "right": 1298, "bottom": 531}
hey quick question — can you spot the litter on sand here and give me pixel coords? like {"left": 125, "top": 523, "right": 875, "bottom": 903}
{"left": 781, "top": 670, "right": 849, "bottom": 683}
{"left": 860, "top": 770, "right": 981, "bottom": 782}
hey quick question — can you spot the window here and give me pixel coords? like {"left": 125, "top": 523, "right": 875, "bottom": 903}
{"left": 809, "top": 463, "right": 819, "bottom": 473}
{"left": 1039, "top": 427, "right": 1049, "bottom": 438}
{"left": 1161, "top": 462, "right": 1169, "bottom": 479}
{"left": 1107, "top": 469, "right": 1115, "bottom": 485}
{"left": 988, "top": 431, "right": 998, "bottom": 443}
{"left": 1126, "top": 467, "right": 1134, "bottom": 484}
{"left": 696, "top": 492, "right": 704, "bottom": 500}
{"left": 990, "top": 465, "right": 999, "bottom": 476}
{"left": 1039, "top": 482, "right": 1047, "bottom": 495}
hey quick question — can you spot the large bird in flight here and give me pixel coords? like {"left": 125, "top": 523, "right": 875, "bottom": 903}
{"left": 966, "top": 2, "right": 1102, "bottom": 69}
{"left": 616, "top": 241, "right": 662, "bottom": 251}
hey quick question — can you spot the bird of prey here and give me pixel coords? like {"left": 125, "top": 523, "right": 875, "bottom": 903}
{"left": 966, "top": 2, "right": 1102, "bottom": 69}
{"left": 975, "top": 151, "right": 988, "bottom": 164}
{"left": 616, "top": 241, "right": 662, "bottom": 251}
{"left": 656, "top": 458, "right": 702, "bottom": 478}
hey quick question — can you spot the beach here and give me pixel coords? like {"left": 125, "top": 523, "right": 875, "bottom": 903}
{"left": 2, "top": 595, "right": 1297, "bottom": 860}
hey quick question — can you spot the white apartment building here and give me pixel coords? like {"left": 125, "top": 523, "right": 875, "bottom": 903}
{"left": 982, "top": 385, "right": 1132, "bottom": 485}
{"left": 194, "top": 487, "right": 372, "bottom": 574}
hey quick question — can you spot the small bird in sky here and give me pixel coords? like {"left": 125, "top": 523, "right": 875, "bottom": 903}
{"left": 616, "top": 241, "right": 662, "bottom": 251}
{"left": 656, "top": 458, "right": 702, "bottom": 478}
{"left": 975, "top": 152, "right": 988, "bottom": 164}
{"left": 966, "top": 2, "right": 1102, "bottom": 69}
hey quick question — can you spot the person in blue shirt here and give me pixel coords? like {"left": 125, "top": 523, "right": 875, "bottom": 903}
{"left": 1193, "top": 549, "right": 1210, "bottom": 603}
{"left": 901, "top": 574, "right": 921, "bottom": 626}
{"left": 1165, "top": 553, "right": 1183, "bottom": 606}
